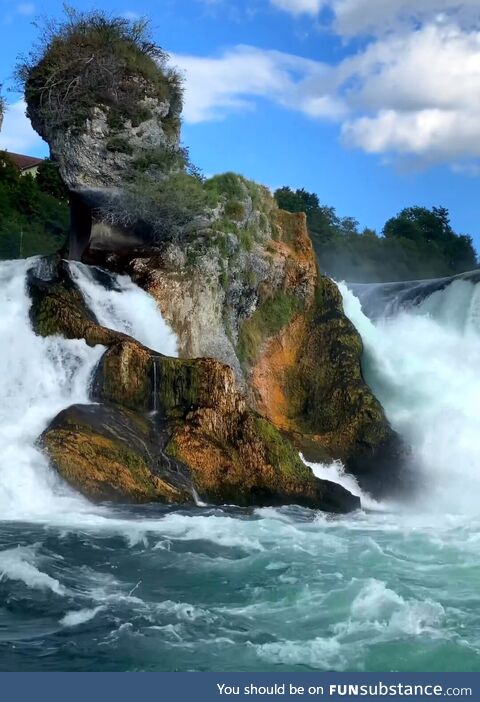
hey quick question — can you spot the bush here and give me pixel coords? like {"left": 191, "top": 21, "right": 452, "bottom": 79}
{"left": 101, "top": 171, "right": 208, "bottom": 242}
{"left": 16, "top": 7, "right": 183, "bottom": 133}
{"left": 106, "top": 136, "right": 134, "bottom": 155}
{"left": 204, "top": 173, "right": 245, "bottom": 203}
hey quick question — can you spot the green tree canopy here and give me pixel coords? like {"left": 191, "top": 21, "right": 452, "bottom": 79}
{"left": 274, "top": 187, "right": 478, "bottom": 283}
{"left": 0, "top": 152, "right": 69, "bottom": 260}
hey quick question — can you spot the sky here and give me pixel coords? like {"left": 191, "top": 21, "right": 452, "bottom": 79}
{"left": 1, "top": 0, "right": 480, "bottom": 244}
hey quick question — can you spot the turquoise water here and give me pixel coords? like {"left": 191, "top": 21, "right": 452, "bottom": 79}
{"left": 1, "top": 504, "right": 480, "bottom": 671}
{"left": 1, "top": 259, "right": 480, "bottom": 672}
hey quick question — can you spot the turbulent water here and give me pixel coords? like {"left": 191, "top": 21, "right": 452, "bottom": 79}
{"left": 1, "top": 259, "right": 480, "bottom": 672}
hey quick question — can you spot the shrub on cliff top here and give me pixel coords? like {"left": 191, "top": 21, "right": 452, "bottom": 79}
{"left": 101, "top": 171, "right": 208, "bottom": 243}
{"left": 16, "top": 6, "right": 183, "bottom": 132}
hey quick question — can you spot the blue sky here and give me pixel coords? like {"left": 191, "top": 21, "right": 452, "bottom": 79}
{"left": 1, "top": 0, "right": 480, "bottom": 245}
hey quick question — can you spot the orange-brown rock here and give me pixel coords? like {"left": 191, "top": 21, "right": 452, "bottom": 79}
{"left": 33, "top": 256, "right": 359, "bottom": 512}
{"left": 84, "top": 182, "right": 407, "bottom": 498}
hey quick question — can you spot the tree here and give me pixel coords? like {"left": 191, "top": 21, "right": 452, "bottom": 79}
{"left": 36, "top": 159, "right": 69, "bottom": 200}
{"left": 0, "top": 151, "right": 69, "bottom": 260}
{"left": 274, "top": 186, "right": 478, "bottom": 282}
{"left": 384, "top": 206, "right": 477, "bottom": 274}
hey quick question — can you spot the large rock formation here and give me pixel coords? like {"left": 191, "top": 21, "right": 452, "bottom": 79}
{"left": 21, "top": 12, "right": 183, "bottom": 258}
{"left": 29, "top": 257, "right": 359, "bottom": 512}
{"left": 22, "top": 12, "right": 409, "bottom": 501}
{"left": 89, "top": 177, "right": 408, "bottom": 498}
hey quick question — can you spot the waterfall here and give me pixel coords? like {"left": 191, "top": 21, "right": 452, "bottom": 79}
{"left": 69, "top": 262, "right": 178, "bottom": 356}
{"left": 0, "top": 257, "right": 180, "bottom": 523}
{"left": 339, "top": 274, "right": 480, "bottom": 513}
{"left": 0, "top": 259, "right": 104, "bottom": 520}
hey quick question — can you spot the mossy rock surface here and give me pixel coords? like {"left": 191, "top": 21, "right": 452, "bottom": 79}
{"left": 30, "top": 255, "right": 360, "bottom": 512}
{"left": 42, "top": 403, "right": 192, "bottom": 504}
{"left": 166, "top": 410, "right": 359, "bottom": 512}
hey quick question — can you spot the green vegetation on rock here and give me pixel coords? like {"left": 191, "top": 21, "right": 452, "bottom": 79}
{"left": 253, "top": 416, "right": 312, "bottom": 481}
{"left": 17, "top": 7, "right": 182, "bottom": 133}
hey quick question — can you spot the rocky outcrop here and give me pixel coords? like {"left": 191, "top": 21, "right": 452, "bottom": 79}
{"left": 20, "top": 12, "right": 407, "bottom": 500}
{"left": 89, "top": 178, "right": 408, "bottom": 498}
{"left": 42, "top": 404, "right": 192, "bottom": 504}
{"left": 22, "top": 13, "right": 183, "bottom": 258}
{"left": 31, "top": 257, "right": 359, "bottom": 512}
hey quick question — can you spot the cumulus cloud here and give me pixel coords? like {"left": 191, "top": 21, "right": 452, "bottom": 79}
{"left": 0, "top": 100, "right": 47, "bottom": 154}
{"left": 174, "top": 45, "right": 343, "bottom": 123}
{"left": 339, "top": 22, "right": 480, "bottom": 162}
{"left": 270, "top": 0, "right": 324, "bottom": 15}
{"left": 178, "top": 2, "right": 480, "bottom": 171}
{"left": 271, "top": 0, "right": 480, "bottom": 34}
{"left": 330, "top": 0, "right": 480, "bottom": 36}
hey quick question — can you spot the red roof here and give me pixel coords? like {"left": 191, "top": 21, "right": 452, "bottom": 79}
{"left": 5, "top": 152, "right": 44, "bottom": 171}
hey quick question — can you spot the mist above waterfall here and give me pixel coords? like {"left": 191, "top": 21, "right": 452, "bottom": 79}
{"left": 340, "top": 275, "right": 480, "bottom": 513}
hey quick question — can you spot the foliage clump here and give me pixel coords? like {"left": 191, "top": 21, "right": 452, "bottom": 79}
{"left": 0, "top": 153, "right": 68, "bottom": 259}
{"left": 16, "top": 6, "right": 183, "bottom": 133}
{"left": 275, "top": 186, "right": 478, "bottom": 282}
{"left": 101, "top": 171, "right": 208, "bottom": 243}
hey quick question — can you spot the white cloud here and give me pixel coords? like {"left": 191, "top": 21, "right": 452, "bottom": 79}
{"left": 173, "top": 45, "right": 342, "bottom": 123}
{"left": 16, "top": 3, "right": 35, "bottom": 16}
{"left": 270, "top": 0, "right": 480, "bottom": 34}
{"left": 0, "top": 100, "right": 47, "bottom": 155}
{"left": 121, "top": 11, "right": 141, "bottom": 21}
{"left": 270, "top": 0, "right": 324, "bottom": 15}
{"left": 176, "top": 5, "right": 480, "bottom": 171}
{"left": 330, "top": 0, "right": 480, "bottom": 36}
{"left": 339, "top": 22, "right": 480, "bottom": 161}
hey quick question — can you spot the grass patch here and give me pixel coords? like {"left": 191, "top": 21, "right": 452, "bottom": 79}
{"left": 106, "top": 135, "right": 133, "bottom": 154}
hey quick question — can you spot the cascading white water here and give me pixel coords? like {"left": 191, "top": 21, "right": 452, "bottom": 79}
{"left": 0, "top": 259, "right": 105, "bottom": 520}
{"left": 339, "top": 278, "right": 480, "bottom": 513}
{"left": 69, "top": 262, "right": 178, "bottom": 356}
{"left": 0, "top": 257, "right": 181, "bottom": 525}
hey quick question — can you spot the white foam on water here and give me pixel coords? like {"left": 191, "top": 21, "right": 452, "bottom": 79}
{"left": 0, "top": 545, "right": 65, "bottom": 595}
{"left": 60, "top": 606, "right": 105, "bottom": 627}
{"left": 69, "top": 262, "right": 178, "bottom": 356}
{"left": 303, "top": 455, "right": 382, "bottom": 511}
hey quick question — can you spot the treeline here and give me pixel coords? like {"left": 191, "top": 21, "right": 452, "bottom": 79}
{"left": 275, "top": 187, "right": 478, "bottom": 283}
{"left": 0, "top": 153, "right": 69, "bottom": 259}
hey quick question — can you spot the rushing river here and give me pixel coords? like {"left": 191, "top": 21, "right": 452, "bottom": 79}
{"left": 0, "top": 258, "right": 479, "bottom": 672}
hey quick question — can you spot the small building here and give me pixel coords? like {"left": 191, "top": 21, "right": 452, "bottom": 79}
{"left": 7, "top": 152, "right": 44, "bottom": 177}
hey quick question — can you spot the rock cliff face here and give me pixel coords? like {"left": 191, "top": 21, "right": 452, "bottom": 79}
{"left": 22, "top": 14, "right": 408, "bottom": 503}
{"left": 29, "top": 256, "right": 359, "bottom": 512}
{"left": 22, "top": 14, "right": 183, "bottom": 258}
{"left": 90, "top": 177, "right": 407, "bottom": 498}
